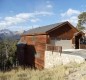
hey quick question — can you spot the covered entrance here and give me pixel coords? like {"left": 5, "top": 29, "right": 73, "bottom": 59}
{"left": 74, "top": 32, "right": 84, "bottom": 49}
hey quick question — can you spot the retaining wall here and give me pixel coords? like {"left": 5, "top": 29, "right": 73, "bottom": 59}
{"left": 44, "top": 51, "right": 85, "bottom": 68}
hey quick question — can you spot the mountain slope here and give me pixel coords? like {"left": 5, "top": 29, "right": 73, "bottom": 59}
{"left": 0, "top": 29, "right": 24, "bottom": 40}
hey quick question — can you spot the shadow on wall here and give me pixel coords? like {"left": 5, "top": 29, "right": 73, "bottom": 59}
{"left": 17, "top": 44, "right": 36, "bottom": 68}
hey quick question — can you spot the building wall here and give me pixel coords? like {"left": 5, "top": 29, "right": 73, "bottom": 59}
{"left": 50, "top": 40, "right": 74, "bottom": 49}
{"left": 80, "top": 44, "right": 86, "bottom": 49}
{"left": 44, "top": 51, "right": 85, "bottom": 68}
{"left": 49, "top": 24, "right": 78, "bottom": 40}
{"left": 19, "top": 34, "right": 48, "bottom": 69}
{"left": 48, "top": 24, "right": 78, "bottom": 49}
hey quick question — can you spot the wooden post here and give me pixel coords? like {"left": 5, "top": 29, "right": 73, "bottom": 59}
{"left": 79, "top": 39, "right": 80, "bottom": 49}
{"left": 58, "top": 46, "right": 62, "bottom": 56}
{"left": 46, "top": 44, "right": 47, "bottom": 51}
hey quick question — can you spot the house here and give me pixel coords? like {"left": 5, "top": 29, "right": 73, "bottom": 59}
{"left": 17, "top": 21, "right": 84, "bottom": 69}
{"left": 79, "top": 30, "right": 86, "bottom": 49}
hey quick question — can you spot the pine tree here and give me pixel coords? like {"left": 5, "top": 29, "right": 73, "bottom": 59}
{"left": 77, "top": 12, "right": 86, "bottom": 31}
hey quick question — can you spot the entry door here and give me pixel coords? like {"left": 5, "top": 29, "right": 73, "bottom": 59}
{"left": 75, "top": 36, "right": 79, "bottom": 49}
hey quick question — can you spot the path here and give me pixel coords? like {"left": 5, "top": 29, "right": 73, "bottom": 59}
{"left": 63, "top": 49, "right": 86, "bottom": 59}
{"left": 63, "top": 49, "right": 86, "bottom": 80}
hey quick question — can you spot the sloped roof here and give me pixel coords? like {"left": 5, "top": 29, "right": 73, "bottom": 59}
{"left": 23, "top": 21, "right": 71, "bottom": 35}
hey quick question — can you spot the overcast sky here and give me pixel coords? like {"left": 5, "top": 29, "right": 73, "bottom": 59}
{"left": 0, "top": 0, "right": 86, "bottom": 31}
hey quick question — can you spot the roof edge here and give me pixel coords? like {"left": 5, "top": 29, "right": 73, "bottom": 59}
{"left": 46, "top": 21, "right": 79, "bottom": 34}
{"left": 46, "top": 21, "right": 67, "bottom": 33}
{"left": 21, "top": 33, "right": 47, "bottom": 36}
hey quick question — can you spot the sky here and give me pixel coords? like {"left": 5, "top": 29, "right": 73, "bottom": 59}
{"left": 0, "top": 0, "right": 86, "bottom": 31}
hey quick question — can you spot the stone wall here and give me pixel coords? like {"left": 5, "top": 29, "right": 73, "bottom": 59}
{"left": 44, "top": 51, "right": 85, "bottom": 68}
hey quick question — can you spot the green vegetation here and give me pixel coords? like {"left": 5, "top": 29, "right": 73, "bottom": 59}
{"left": 77, "top": 12, "right": 86, "bottom": 31}
{"left": 0, "top": 39, "right": 18, "bottom": 71}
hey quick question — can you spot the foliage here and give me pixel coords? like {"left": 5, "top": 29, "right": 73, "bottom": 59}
{"left": 0, "top": 38, "right": 18, "bottom": 71}
{"left": 77, "top": 12, "right": 86, "bottom": 31}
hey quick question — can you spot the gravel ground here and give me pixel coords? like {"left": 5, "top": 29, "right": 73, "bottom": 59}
{"left": 63, "top": 49, "right": 86, "bottom": 59}
{"left": 63, "top": 49, "right": 86, "bottom": 80}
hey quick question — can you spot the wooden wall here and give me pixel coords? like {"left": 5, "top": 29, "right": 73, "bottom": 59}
{"left": 48, "top": 24, "right": 78, "bottom": 40}
{"left": 19, "top": 34, "right": 48, "bottom": 69}
{"left": 80, "top": 44, "right": 86, "bottom": 49}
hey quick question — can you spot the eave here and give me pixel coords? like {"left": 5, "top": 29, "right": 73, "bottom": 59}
{"left": 21, "top": 33, "right": 47, "bottom": 36}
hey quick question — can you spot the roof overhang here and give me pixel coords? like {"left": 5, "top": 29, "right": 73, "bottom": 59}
{"left": 46, "top": 21, "right": 78, "bottom": 34}
{"left": 21, "top": 33, "right": 47, "bottom": 36}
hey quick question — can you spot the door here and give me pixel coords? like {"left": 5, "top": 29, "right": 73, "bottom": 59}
{"left": 75, "top": 34, "right": 82, "bottom": 49}
{"left": 75, "top": 36, "right": 79, "bottom": 49}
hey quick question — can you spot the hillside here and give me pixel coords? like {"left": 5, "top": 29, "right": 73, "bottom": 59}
{"left": 0, "top": 62, "right": 86, "bottom": 80}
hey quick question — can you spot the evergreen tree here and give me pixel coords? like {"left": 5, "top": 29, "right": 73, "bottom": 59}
{"left": 0, "top": 39, "right": 18, "bottom": 71}
{"left": 77, "top": 12, "right": 86, "bottom": 31}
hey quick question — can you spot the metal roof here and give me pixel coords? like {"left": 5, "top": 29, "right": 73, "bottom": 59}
{"left": 24, "top": 21, "right": 68, "bottom": 35}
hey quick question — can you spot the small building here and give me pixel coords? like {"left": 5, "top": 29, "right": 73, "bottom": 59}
{"left": 17, "top": 21, "right": 84, "bottom": 69}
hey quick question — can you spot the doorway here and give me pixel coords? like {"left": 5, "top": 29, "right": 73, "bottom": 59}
{"left": 75, "top": 34, "right": 82, "bottom": 49}
{"left": 17, "top": 44, "right": 36, "bottom": 68}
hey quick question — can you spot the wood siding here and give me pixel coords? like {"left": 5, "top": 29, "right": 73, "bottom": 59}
{"left": 80, "top": 44, "right": 86, "bottom": 49}
{"left": 19, "top": 35, "right": 48, "bottom": 69}
{"left": 48, "top": 24, "right": 78, "bottom": 40}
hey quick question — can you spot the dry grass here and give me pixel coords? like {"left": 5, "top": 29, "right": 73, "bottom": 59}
{"left": 0, "top": 62, "right": 85, "bottom": 80}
